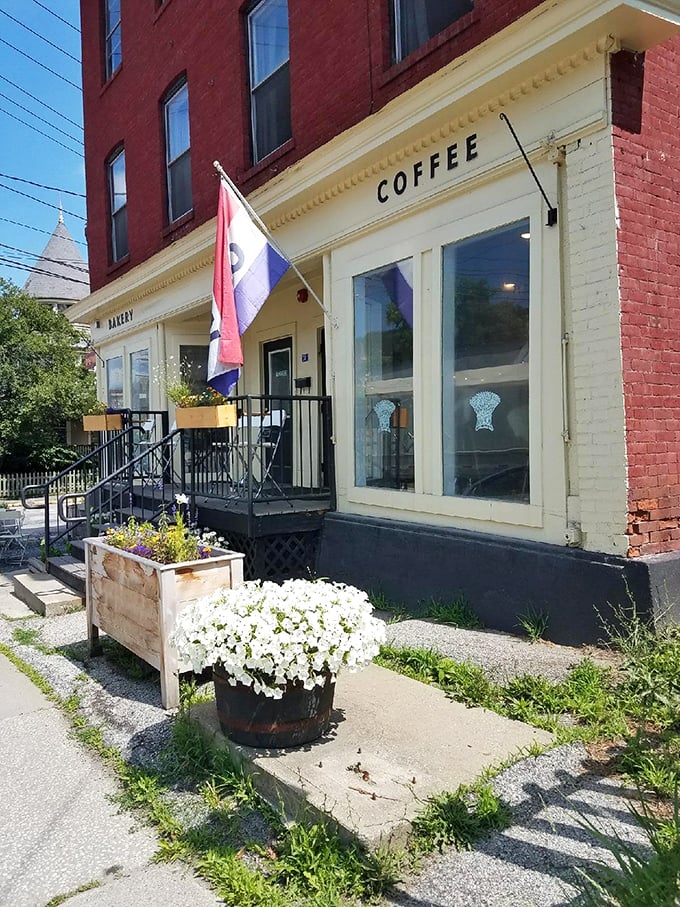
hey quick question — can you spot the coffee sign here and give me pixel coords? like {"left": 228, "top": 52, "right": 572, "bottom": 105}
{"left": 377, "top": 133, "right": 478, "bottom": 204}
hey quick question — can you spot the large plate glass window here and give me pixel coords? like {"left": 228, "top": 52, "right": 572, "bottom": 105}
{"left": 442, "top": 219, "right": 530, "bottom": 502}
{"left": 106, "top": 356, "right": 124, "bottom": 409}
{"left": 108, "top": 148, "right": 128, "bottom": 261}
{"left": 248, "top": 0, "right": 291, "bottom": 162}
{"left": 392, "top": 0, "right": 473, "bottom": 63}
{"left": 354, "top": 259, "right": 414, "bottom": 491}
{"left": 179, "top": 345, "right": 208, "bottom": 393}
{"left": 164, "top": 80, "right": 192, "bottom": 222}
{"left": 104, "top": 0, "right": 122, "bottom": 79}
{"left": 130, "top": 349, "right": 149, "bottom": 410}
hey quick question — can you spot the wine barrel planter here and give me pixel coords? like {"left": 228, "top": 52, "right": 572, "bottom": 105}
{"left": 213, "top": 665, "right": 335, "bottom": 748}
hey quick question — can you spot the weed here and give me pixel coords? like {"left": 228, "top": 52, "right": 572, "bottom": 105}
{"left": 44, "top": 880, "right": 102, "bottom": 906}
{"left": 411, "top": 782, "right": 511, "bottom": 854}
{"left": 12, "top": 626, "right": 55, "bottom": 655}
{"left": 0, "top": 642, "right": 58, "bottom": 700}
{"left": 516, "top": 607, "right": 549, "bottom": 642}
{"left": 423, "top": 596, "right": 482, "bottom": 629}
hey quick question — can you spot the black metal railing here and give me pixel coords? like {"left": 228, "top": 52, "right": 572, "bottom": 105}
{"left": 181, "top": 394, "right": 335, "bottom": 514}
{"left": 57, "top": 428, "right": 184, "bottom": 540}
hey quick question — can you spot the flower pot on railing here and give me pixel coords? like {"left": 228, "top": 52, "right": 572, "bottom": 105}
{"left": 83, "top": 413, "right": 124, "bottom": 431}
{"left": 174, "top": 404, "right": 237, "bottom": 429}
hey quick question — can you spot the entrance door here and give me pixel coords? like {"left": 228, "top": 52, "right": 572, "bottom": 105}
{"left": 262, "top": 337, "right": 293, "bottom": 487}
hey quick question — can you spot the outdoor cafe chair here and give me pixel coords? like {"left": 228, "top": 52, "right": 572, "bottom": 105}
{"left": 0, "top": 508, "right": 27, "bottom": 565}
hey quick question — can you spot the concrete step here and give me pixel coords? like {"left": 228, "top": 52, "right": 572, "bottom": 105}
{"left": 47, "top": 555, "right": 86, "bottom": 597}
{"left": 12, "top": 571, "right": 83, "bottom": 617}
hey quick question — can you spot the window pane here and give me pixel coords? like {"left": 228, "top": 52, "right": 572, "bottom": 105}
{"left": 130, "top": 349, "right": 149, "bottom": 410}
{"left": 249, "top": 0, "right": 289, "bottom": 87}
{"left": 354, "top": 260, "right": 414, "bottom": 491}
{"left": 168, "top": 149, "right": 192, "bottom": 221}
{"left": 108, "top": 149, "right": 128, "bottom": 260}
{"left": 105, "top": 0, "right": 122, "bottom": 76}
{"left": 110, "top": 151, "right": 126, "bottom": 213}
{"left": 106, "top": 356, "right": 124, "bottom": 409}
{"left": 112, "top": 206, "right": 128, "bottom": 260}
{"left": 166, "top": 83, "right": 190, "bottom": 162}
{"left": 252, "top": 62, "right": 291, "bottom": 160}
{"left": 393, "top": 0, "right": 473, "bottom": 61}
{"left": 179, "top": 345, "right": 209, "bottom": 393}
{"left": 442, "top": 219, "right": 530, "bottom": 501}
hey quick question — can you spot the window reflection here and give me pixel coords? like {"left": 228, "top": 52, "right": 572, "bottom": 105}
{"left": 354, "top": 259, "right": 414, "bottom": 491}
{"left": 442, "top": 220, "right": 530, "bottom": 502}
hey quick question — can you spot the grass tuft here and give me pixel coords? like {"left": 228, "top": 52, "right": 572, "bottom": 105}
{"left": 423, "top": 596, "right": 482, "bottom": 629}
{"left": 411, "top": 782, "right": 511, "bottom": 853}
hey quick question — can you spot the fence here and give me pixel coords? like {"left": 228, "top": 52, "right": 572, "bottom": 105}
{"left": 0, "top": 470, "right": 96, "bottom": 500}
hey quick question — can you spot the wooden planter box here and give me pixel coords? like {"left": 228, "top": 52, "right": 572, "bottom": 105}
{"left": 84, "top": 538, "right": 244, "bottom": 709}
{"left": 175, "top": 404, "right": 237, "bottom": 429}
{"left": 83, "top": 413, "right": 124, "bottom": 431}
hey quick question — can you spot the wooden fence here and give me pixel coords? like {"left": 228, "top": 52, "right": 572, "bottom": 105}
{"left": 0, "top": 470, "right": 96, "bottom": 500}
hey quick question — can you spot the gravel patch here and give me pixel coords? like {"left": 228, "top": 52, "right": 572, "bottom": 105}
{"left": 382, "top": 616, "right": 618, "bottom": 683}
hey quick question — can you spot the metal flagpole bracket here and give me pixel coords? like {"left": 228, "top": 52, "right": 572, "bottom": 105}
{"left": 212, "top": 160, "right": 339, "bottom": 328}
{"left": 499, "top": 113, "right": 558, "bottom": 226}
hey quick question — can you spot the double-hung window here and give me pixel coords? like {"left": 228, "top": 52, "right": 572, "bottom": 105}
{"left": 108, "top": 147, "right": 128, "bottom": 262}
{"left": 392, "top": 0, "right": 473, "bottom": 63}
{"left": 164, "top": 80, "right": 192, "bottom": 222}
{"left": 104, "top": 0, "right": 122, "bottom": 78}
{"left": 248, "top": 0, "right": 291, "bottom": 163}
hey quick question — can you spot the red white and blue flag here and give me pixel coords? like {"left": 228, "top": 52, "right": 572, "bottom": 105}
{"left": 208, "top": 178, "right": 289, "bottom": 395}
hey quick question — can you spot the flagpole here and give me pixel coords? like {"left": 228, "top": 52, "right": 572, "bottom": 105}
{"left": 212, "top": 160, "right": 337, "bottom": 327}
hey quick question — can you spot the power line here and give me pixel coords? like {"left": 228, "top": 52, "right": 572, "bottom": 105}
{"left": 0, "top": 243, "right": 89, "bottom": 274}
{"left": 0, "top": 256, "right": 89, "bottom": 286}
{"left": 30, "top": 0, "right": 80, "bottom": 35}
{"left": 0, "top": 107, "right": 82, "bottom": 156}
{"left": 0, "top": 75, "right": 83, "bottom": 130}
{"left": 0, "top": 37, "right": 81, "bottom": 91}
{"left": 0, "top": 182, "right": 86, "bottom": 221}
{"left": 0, "top": 9, "right": 81, "bottom": 64}
{"left": 0, "top": 92, "right": 82, "bottom": 145}
{"left": 0, "top": 216, "right": 87, "bottom": 248}
{"left": 0, "top": 173, "right": 86, "bottom": 199}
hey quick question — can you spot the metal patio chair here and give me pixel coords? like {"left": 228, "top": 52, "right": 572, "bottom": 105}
{"left": 0, "top": 509, "right": 27, "bottom": 565}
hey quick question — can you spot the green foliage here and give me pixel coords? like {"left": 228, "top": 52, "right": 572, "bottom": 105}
{"left": 44, "top": 881, "right": 102, "bottom": 907}
{"left": 0, "top": 279, "right": 97, "bottom": 471}
{"left": 516, "top": 607, "right": 550, "bottom": 642}
{"left": 103, "top": 509, "right": 208, "bottom": 565}
{"left": 411, "top": 782, "right": 511, "bottom": 853}
{"left": 423, "top": 596, "right": 482, "bottom": 629}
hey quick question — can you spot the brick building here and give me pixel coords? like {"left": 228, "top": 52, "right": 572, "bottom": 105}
{"left": 69, "top": 0, "right": 680, "bottom": 643}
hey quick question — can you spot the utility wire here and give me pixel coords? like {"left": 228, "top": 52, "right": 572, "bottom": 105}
{"left": 0, "top": 107, "right": 82, "bottom": 156}
{"left": 0, "top": 243, "right": 89, "bottom": 274}
{"left": 0, "top": 256, "right": 89, "bottom": 285}
{"left": 0, "top": 74, "right": 83, "bottom": 130}
{"left": 0, "top": 182, "right": 86, "bottom": 221}
{"left": 0, "top": 37, "right": 81, "bottom": 91}
{"left": 0, "top": 173, "right": 86, "bottom": 198}
{"left": 0, "top": 92, "right": 82, "bottom": 145}
{"left": 30, "top": 0, "right": 80, "bottom": 34}
{"left": 0, "top": 9, "right": 81, "bottom": 64}
{"left": 0, "top": 216, "right": 87, "bottom": 248}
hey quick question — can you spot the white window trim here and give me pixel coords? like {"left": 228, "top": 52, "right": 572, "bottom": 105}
{"left": 104, "top": 0, "right": 121, "bottom": 79}
{"left": 108, "top": 147, "right": 127, "bottom": 262}
{"left": 164, "top": 81, "right": 191, "bottom": 223}
{"left": 247, "top": 0, "right": 290, "bottom": 163}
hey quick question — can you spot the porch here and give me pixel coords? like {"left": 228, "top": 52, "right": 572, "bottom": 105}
{"left": 23, "top": 395, "right": 335, "bottom": 581}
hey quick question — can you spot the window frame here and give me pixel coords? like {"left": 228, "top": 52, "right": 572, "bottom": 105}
{"left": 163, "top": 78, "right": 192, "bottom": 224}
{"left": 107, "top": 146, "right": 128, "bottom": 263}
{"left": 391, "top": 0, "right": 474, "bottom": 64}
{"left": 103, "top": 0, "right": 122, "bottom": 79}
{"left": 247, "top": 0, "right": 292, "bottom": 163}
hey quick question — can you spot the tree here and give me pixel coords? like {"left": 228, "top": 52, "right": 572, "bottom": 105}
{"left": 0, "top": 279, "right": 98, "bottom": 471}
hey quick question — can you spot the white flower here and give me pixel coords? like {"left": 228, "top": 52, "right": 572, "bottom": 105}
{"left": 171, "top": 578, "right": 385, "bottom": 699}
{"left": 175, "top": 493, "right": 189, "bottom": 505}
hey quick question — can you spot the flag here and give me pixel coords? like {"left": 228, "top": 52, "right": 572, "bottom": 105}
{"left": 208, "top": 177, "right": 290, "bottom": 395}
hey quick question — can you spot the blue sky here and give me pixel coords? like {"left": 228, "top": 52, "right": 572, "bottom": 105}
{"left": 0, "top": 0, "right": 86, "bottom": 288}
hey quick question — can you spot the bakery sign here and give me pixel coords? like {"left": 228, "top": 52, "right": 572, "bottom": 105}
{"left": 107, "top": 308, "right": 133, "bottom": 330}
{"left": 376, "top": 132, "right": 479, "bottom": 204}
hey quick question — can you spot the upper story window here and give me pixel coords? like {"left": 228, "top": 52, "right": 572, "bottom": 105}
{"left": 392, "top": 0, "right": 473, "bottom": 63}
{"left": 164, "top": 79, "right": 192, "bottom": 222}
{"left": 108, "top": 147, "right": 128, "bottom": 262}
{"left": 104, "top": 0, "right": 122, "bottom": 79}
{"left": 247, "top": 0, "right": 291, "bottom": 163}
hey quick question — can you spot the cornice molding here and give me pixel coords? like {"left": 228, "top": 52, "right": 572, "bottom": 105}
{"left": 268, "top": 36, "right": 619, "bottom": 230}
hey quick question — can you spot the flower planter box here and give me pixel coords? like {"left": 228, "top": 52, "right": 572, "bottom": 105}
{"left": 175, "top": 404, "right": 237, "bottom": 429}
{"left": 83, "top": 413, "right": 124, "bottom": 431}
{"left": 84, "top": 538, "right": 244, "bottom": 709}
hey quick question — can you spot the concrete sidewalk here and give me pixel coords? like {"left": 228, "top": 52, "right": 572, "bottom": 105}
{"left": 0, "top": 652, "right": 220, "bottom": 907}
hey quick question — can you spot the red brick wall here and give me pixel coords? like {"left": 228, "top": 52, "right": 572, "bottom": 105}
{"left": 81, "top": 0, "right": 542, "bottom": 292}
{"left": 612, "top": 43, "right": 680, "bottom": 557}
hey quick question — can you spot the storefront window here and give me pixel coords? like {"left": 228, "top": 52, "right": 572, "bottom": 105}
{"left": 106, "top": 356, "right": 124, "bottom": 409}
{"left": 179, "top": 345, "right": 209, "bottom": 392}
{"left": 442, "top": 219, "right": 530, "bottom": 502}
{"left": 130, "top": 349, "right": 149, "bottom": 411}
{"left": 354, "top": 259, "right": 414, "bottom": 491}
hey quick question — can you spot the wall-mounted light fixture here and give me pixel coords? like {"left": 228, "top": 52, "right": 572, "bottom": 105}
{"left": 296, "top": 288, "right": 309, "bottom": 303}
